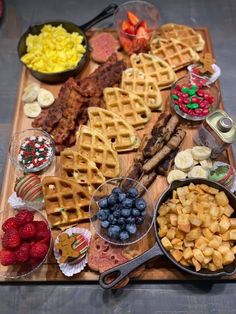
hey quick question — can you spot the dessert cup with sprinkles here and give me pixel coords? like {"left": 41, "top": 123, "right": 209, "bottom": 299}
{"left": 9, "top": 128, "right": 55, "bottom": 173}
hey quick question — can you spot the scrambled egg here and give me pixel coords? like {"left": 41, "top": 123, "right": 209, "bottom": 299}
{"left": 21, "top": 24, "right": 86, "bottom": 73}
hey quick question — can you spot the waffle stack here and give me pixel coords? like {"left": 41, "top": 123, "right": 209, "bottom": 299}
{"left": 60, "top": 149, "right": 105, "bottom": 194}
{"left": 103, "top": 87, "right": 151, "bottom": 129}
{"left": 87, "top": 107, "right": 140, "bottom": 152}
{"left": 160, "top": 23, "right": 205, "bottom": 52}
{"left": 130, "top": 53, "right": 177, "bottom": 90}
{"left": 42, "top": 176, "right": 91, "bottom": 229}
{"left": 121, "top": 68, "right": 162, "bottom": 110}
{"left": 150, "top": 38, "right": 200, "bottom": 71}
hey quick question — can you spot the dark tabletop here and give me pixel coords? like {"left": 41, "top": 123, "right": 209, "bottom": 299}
{"left": 0, "top": 0, "right": 236, "bottom": 313}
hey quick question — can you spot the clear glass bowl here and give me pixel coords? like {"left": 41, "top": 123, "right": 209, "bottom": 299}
{"left": 170, "top": 74, "right": 221, "bottom": 122}
{"left": 9, "top": 128, "right": 55, "bottom": 173}
{"left": 0, "top": 205, "right": 52, "bottom": 279}
{"left": 89, "top": 177, "right": 155, "bottom": 246}
{"left": 114, "top": 1, "right": 160, "bottom": 55}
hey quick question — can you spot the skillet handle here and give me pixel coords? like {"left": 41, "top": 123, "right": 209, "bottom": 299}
{"left": 99, "top": 243, "right": 163, "bottom": 289}
{"left": 80, "top": 3, "right": 118, "bottom": 31}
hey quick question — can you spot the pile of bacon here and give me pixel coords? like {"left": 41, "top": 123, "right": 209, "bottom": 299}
{"left": 32, "top": 54, "right": 126, "bottom": 153}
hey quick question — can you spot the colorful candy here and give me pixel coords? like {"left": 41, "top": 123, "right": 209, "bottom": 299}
{"left": 172, "top": 82, "right": 215, "bottom": 117}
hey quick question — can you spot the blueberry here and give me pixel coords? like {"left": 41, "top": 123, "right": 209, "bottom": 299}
{"left": 127, "top": 187, "right": 139, "bottom": 198}
{"left": 132, "top": 208, "right": 140, "bottom": 217}
{"left": 112, "top": 187, "right": 122, "bottom": 195}
{"left": 117, "top": 217, "right": 126, "bottom": 226}
{"left": 97, "top": 209, "right": 109, "bottom": 221}
{"left": 126, "top": 224, "right": 137, "bottom": 235}
{"left": 119, "top": 231, "right": 130, "bottom": 241}
{"left": 118, "top": 193, "right": 126, "bottom": 203}
{"left": 122, "top": 198, "right": 133, "bottom": 208}
{"left": 110, "top": 204, "right": 119, "bottom": 211}
{"left": 110, "top": 218, "right": 118, "bottom": 225}
{"left": 113, "top": 209, "right": 121, "bottom": 218}
{"left": 98, "top": 197, "right": 108, "bottom": 209}
{"left": 107, "top": 194, "right": 117, "bottom": 206}
{"left": 108, "top": 214, "right": 114, "bottom": 222}
{"left": 135, "top": 198, "right": 147, "bottom": 211}
{"left": 126, "top": 216, "right": 135, "bottom": 224}
{"left": 140, "top": 210, "right": 146, "bottom": 217}
{"left": 101, "top": 220, "right": 110, "bottom": 229}
{"left": 108, "top": 225, "right": 121, "bottom": 239}
{"left": 135, "top": 216, "right": 144, "bottom": 225}
{"left": 121, "top": 208, "right": 131, "bottom": 217}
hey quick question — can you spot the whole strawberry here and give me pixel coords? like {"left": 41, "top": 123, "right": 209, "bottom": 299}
{"left": 19, "top": 223, "right": 36, "bottom": 240}
{"left": 0, "top": 249, "right": 16, "bottom": 266}
{"left": 2, "top": 229, "right": 21, "bottom": 249}
{"left": 15, "top": 209, "right": 34, "bottom": 227}
{"left": 15, "top": 243, "right": 31, "bottom": 263}
{"left": 31, "top": 242, "right": 48, "bottom": 260}
{"left": 2, "top": 217, "right": 17, "bottom": 232}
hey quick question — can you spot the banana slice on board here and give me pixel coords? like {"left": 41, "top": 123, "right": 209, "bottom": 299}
{"left": 167, "top": 169, "right": 187, "bottom": 184}
{"left": 174, "top": 151, "right": 194, "bottom": 172}
{"left": 200, "top": 159, "right": 213, "bottom": 170}
{"left": 188, "top": 165, "right": 208, "bottom": 178}
{"left": 37, "top": 88, "right": 55, "bottom": 108}
{"left": 22, "top": 83, "right": 40, "bottom": 103}
{"left": 192, "top": 146, "right": 211, "bottom": 161}
{"left": 23, "top": 101, "right": 42, "bottom": 118}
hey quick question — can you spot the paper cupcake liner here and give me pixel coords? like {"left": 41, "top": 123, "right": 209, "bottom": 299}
{"left": 188, "top": 64, "right": 221, "bottom": 86}
{"left": 8, "top": 192, "right": 44, "bottom": 210}
{"left": 54, "top": 227, "right": 91, "bottom": 277}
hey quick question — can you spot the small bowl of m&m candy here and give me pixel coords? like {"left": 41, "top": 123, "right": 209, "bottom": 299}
{"left": 89, "top": 177, "right": 155, "bottom": 245}
{"left": 170, "top": 74, "right": 221, "bottom": 122}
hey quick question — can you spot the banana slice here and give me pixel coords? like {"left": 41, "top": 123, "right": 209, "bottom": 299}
{"left": 184, "top": 148, "right": 193, "bottom": 156}
{"left": 188, "top": 165, "right": 208, "bottom": 178}
{"left": 174, "top": 151, "right": 194, "bottom": 172}
{"left": 200, "top": 159, "right": 213, "bottom": 170}
{"left": 192, "top": 146, "right": 211, "bottom": 161}
{"left": 22, "top": 83, "right": 40, "bottom": 103}
{"left": 23, "top": 101, "right": 42, "bottom": 118}
{"left": 37, "top": 88, "right": 55, "bottom": 108}
{"left": 167, "top": 169, "right": 187, "bottom": 184}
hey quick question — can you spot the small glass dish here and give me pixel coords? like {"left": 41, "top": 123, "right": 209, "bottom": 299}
{"left": 89, "top": 177, "right": 155, "bottom": 246}
{"left": 114, "top": 1, "right": 160, "bottom": 55}
{"left": 0, "top": 205, "right": 52, "bottom": 279}
{"left": 9, "top": 128, "right": 55, "bottom": 174}
{"left": 170, "top": 74, "right": 221, "bottom": 122}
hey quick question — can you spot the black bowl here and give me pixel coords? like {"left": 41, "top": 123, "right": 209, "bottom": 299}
{"left": 17, "top": 20, "right": 89, "bottom": 84}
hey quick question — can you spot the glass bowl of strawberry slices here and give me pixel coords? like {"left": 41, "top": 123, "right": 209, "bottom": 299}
{"left": 114, "top": 1, "right": 160, "bottom": 55}
{"left": 0, "top": 205, "right": 52, "bottom": 279}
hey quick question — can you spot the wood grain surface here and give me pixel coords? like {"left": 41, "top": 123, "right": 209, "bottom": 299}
{"left": 0, "top": 27, "right": 235, "bottom": 283}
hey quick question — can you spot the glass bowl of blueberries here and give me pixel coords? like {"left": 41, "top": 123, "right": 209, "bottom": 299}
{"left": 89, "top": 177, "right": 155, "bottom": 245}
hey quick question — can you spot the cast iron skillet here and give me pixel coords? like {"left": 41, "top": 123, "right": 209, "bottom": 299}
{"left": 17, "top": 3, "right": 118, "bottom": 83}
{"left": 99, "top": 178, "right": 236, "bottom": 289}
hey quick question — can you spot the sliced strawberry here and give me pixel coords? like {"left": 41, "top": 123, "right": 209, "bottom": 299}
{"left": 122, "top": 20, "right": 131, "bottom": 31}
{"left": 127, "top": 11, "right": 140, "bottom": 26}
{"left": 139, "top": 20, "right": 148, "bottom": 29}
{"left": 136, "top": 26, "right": 149, "bottom": 40}
{"left": 123, "top": 25, "right": 136, "bottom": 35}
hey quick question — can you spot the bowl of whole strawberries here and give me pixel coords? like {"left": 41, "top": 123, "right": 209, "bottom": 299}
{"left": 0, "top": 206, "right": 52, "bottom": 278}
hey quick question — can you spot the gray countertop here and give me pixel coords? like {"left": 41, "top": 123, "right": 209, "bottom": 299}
{"left": 0, "top": 1, "right": 236, "bottom": 313}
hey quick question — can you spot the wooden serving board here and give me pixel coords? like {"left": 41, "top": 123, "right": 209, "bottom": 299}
{"left": 0, "top": 28, "right": 235, "bottom": 283}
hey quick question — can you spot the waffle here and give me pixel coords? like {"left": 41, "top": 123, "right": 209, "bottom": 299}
{"left": 121, "top": 68, "right": 162, "bottom": 110}
{"left": 60, "top": 149, "right": 105, "bottom": 194}
{"left": 87, "top": 107, "right": 140, "bottom": 152}
{"left": 75, "top": 125, "right": 120, "bottom": 178}
{"left": 42, "top": 176, "right": 90, "bottom": 229}
{"left": 130, "top": 53, "right": 177, "bottom": 90}
{"left": 103, "top": 87, "right": 151, "bottom": 129}
{"left": 160, "top": 23, "right": 205, "bottom": 52}
{"left": 150, "top": 38, "right": 199, "bottom": 71}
